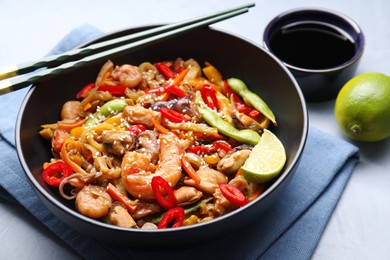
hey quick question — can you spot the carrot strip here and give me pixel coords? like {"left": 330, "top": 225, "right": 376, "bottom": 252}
{"left": 57, "top": 118, "right": 87, "bottom": 131}
{"left": 173, "top": 67, "right": 189, "bottom": 86}
{"left": 151, "top": 117, "right": 169, "bottom": 134}
{"left": 181, "top": 158, "right": 201, "bottom": 185}
{"left": 106, "top": 183, "right": 138, "bottom": 213}
{"left": 248, "top": 184, "right": 265, "bottom": 202}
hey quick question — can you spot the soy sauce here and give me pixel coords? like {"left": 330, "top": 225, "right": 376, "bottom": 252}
{"left": 268, "top": 21, "right": 357, "bottom": 70}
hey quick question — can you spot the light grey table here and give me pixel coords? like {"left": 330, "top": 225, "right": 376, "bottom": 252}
{"left": 1, "top": 0, "right": 389, "bottom": 259}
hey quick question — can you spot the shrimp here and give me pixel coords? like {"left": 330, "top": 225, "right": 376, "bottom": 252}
{"left": 111, "top": 64, "right": 142, "bottom": 88}
{"left": 75, "top": 185, "right": 112, "bottom": 219}
{"left": 95, "top": 60, "right": 114, "bottom": 86}
{"left": 121, "top": 133, "right": 184, "bottom": 201}
{"left": 123, "top": 105, "right": 161, "bottom": 128}
{"left": 184, "top": 164, "right": 228, "bottom": 195}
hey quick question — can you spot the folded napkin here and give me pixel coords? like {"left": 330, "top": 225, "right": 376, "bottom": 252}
{"left": 0, "top": 25, "right": 359, "bottom": 260}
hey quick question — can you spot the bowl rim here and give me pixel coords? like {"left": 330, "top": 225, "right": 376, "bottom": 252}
{"left": 263, "top": 7, "right": 365, "bottom": 73}
{"left": 15, "top": 25, "right": 308, "bottom": 234}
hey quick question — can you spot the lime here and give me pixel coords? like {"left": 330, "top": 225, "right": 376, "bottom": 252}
{"left": 334, "top": 72, "right": 390, "bottom": 142}
{"left": 241, "top": 129, "right": 286, "bottom": 183}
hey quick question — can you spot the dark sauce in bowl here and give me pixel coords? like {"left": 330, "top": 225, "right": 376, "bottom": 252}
{"left": 268, "top": 21, "right": 357, "bottom": 70}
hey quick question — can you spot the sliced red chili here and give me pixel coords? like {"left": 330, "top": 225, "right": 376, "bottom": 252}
{"left": 166, "top": 85, "right": 186, "bottom": 98}
{"left": 158, "top": 207, "right": 185, "bottom": 229}
{"left": 225, "top": 80, "right": 259, "bottom": 116}
{"left": 97, "top": 85, "right": 127, "bottom": 95}
{"left": 219, "top": 183, "right": 248, "bottom": 207}
{"left": 42, "top": 161, "right": 73, "bottom": 187}
{"left": 76, "top": 83, "right": 95, "bottom": 99}
{"left": 146, "top": 84, "right": 186, "bottom": 98}
{"left": 160, "top": 107, "right": 188, "bottom": 123}
{"left": 187, "top": 144, "right": 217, "bottom": 155}
{"left": 154, "top": 62, "right": 175, "bottom": 79}
{"left": 151, "top": 176, "right": 177, "bottom": 210}
{"left": 128, "top": 124, "right": 147, "bottom": 135}
{"left": 201, "top": 84, "right": 219, "bottom": 110}
{"left": 213, "top": 140, "right": 233, "bottom": 153}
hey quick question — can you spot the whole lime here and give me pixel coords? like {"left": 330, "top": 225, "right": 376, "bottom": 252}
{"left": 334, "top": 72, "right": 390, "bottom": 142}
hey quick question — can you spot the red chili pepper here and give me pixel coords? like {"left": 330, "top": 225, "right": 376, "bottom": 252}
{"left": 160, "top": 107, "right": 188, "bottom": 123}
{"left": 225, "top": 80, "right": 259, "bottom": 117}
{"left": 146, "top": 84, "right": 186, "bottom": 98}
{"left": 42, "top": 161, "right": 73, "bottom": 187}
{"left": 201, "top": 84, "right": 219, "bottom": 110}
{"left": 154, "top": 62, "right": 175, "bottom": 79}
{"left": 166, "top": 85, "right": 186, "bottom": 98}
{"left": 97, "top": 85, "right": 127, "bottom": 95}
{"left": 219, "top": 183, "right": 248, "bottom": 207}
{"left": 213, "top": 140, "right": 233, "bottom": 152}
{"left": 187, "top": 144, "right": 217, "bottom": 155}
{"left": 76, "top": 83, "right": 95, "bottom": 99}
{"left": 128, "top": 124, "right": 147, "bottom": 135}
{"left": 151, "top": 176, "right": 177, "bottom": 210}
{"left": 158, "top": 207, "right": 185, "bottom": 229}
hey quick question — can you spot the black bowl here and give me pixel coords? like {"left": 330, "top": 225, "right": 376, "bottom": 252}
{"left": 16, "top": 26, "right": 308, "bottom": 248}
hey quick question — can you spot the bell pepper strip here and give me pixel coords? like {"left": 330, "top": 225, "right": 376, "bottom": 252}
{"left": 219, "top": 183, "right": 248, "bottom": 207}
{"left": 97, "top": 85, "right": 127, "bottom": 96}
{"left": 57, "top": 118, "right": 87, "bottom": 132}
{"left": 227, "top": 78, "right": 276, "bottom": 125}
{"left": 154, "top": 62, "right": 175, "bottom": 79}
{"left": 202, "top": 62, "right": 224, "bottom": 89}
{"left": 76, "top": 83, "right": 96, "bottom": 99}
{"left": 151, "top": 117, "right": 169, "bottom": 134}
{"left": 201, "top": 84, "right": 219, "bottom": 110}
{"left": 187, "top": 144, "right": 216, "bottom": 155}
{"left": 151, "top": 176, "right": 177, "bottom": 210}
{"left": 42, "top": 161, "right": 73, "bottom": 187}
{"left": 106, "top": 183, "right": 138, "bottom": 213}
{"left": 196, "top": 91, "right": 260, "bottom": 145}
{"left": 160, "top": 107, "right": 188, "bottom": 123}
{"left": 158, "top": 207, "right": 185, "bottom": 229}
{"left": 128, "top": 124, "right": 147, "bottom": 135}
{"left": 84, "top": 99, "right": 128, "bottom": 126}
{"left": 181, "top": 158, "right": 201, "bottom": 185}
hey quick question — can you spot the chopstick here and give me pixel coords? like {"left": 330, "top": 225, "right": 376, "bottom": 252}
{"left": 0, "top": 3, "right": 255, "bottom": 95}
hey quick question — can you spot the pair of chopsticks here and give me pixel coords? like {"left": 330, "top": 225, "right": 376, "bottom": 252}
{"left": 0, "top": 3, "right": 255, "bottom": 95}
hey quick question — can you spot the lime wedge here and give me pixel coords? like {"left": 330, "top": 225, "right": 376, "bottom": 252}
{"left": 241, "top": 129, "right": 286, "bottom": 183}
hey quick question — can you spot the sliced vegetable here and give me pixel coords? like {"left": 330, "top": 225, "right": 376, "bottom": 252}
{"left": 151, "top": 117, "right": 169, "bottom": 134}
{"left": 42, "top": 161, "right": 73, "bottom": 187}
{"left": 128, "top": 124, "right": 147, "bottom": 135}
{"left": 219, "top": 183, "right": 248, "bottom": 207}
{"left": 76, "top": 83, "right": 96, "bottom": 99}
{"left": 157, "top": 207, "right": 185, "bottom": 229}
{"left": 160, "top": 107, "right": 188, "bottom": 123}
{"left": 85, "top": 99, "right": 128, "bottom": 126}
{"left": 146, "top": 84, "right": 186, "bottom": 98}
{"left": 106, "top": 183, "right": 138, "bottom": 213}
{"left": 151, "top": 176, "right": 177, "bottom": 210}
{"left": 154, "top": 62, "right": 175, "bottom": 79}
{"left": 97, "top": 85, "right": 127, "bottom": 96}
{"left": 57, "top": 118, "right": 87, "bottom": 131}
{"left": 227, "top": 78, "right": 276, "bottom": 125}
{"left": 196, "top": 91, "right": 260, "bottom": 145}
{"left": 181, "top": 158, "right": 201, "bottom": 185}
{"left": 201, "top": 84, "right": 219, "bottom": 110}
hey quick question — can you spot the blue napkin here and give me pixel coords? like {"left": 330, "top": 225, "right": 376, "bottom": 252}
{"left": 0, "top": 25, "right": 359, "bottom": 260}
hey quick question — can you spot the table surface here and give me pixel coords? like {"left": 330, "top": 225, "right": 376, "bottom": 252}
{"left": 1, "top": 0, "right": 389, "bottom": 259}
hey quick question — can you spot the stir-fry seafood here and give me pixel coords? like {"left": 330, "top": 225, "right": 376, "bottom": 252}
{"left": 39, "top": 58, "right": 283, "bottom": 229}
